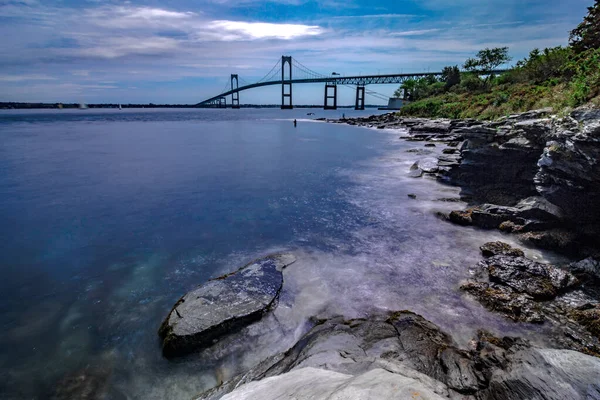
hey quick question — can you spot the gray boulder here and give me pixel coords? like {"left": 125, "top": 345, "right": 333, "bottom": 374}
{"left": 480, "top": 348, "right": 600, "bottom": 400}
{"left": 158, "top": 254, "right": 296, "bottom": 357}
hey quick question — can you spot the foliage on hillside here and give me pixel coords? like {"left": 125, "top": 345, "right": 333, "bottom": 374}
{"left": 397, "top": 1, "right": 600, "bottom": 120}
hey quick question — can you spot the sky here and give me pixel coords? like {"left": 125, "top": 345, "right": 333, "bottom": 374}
{"left": 0, "top": 0, "right": 593, "bottom": 105}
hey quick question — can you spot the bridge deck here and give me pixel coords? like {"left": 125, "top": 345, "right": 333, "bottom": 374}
{"left": 197, "top": 70, "right": 508, "bottom": 106}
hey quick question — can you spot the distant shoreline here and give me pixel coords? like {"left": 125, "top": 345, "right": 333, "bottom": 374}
{"left": 0, "top": 102, "right": 385, "bottom": 110}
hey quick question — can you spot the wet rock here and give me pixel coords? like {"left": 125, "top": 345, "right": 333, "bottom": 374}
{"left": 514, "top": 196, "right": 564, "bottom": 221}
{"left": 518, "top": 229, "right": 577, "bottom": 253}
{"left": 485, "top": 255, "right": 577, "bottom": 300}
{"left": 569, "top": 305, "right": 600, "bottom": 339}
{"left": 158, "top": 254, "right": 296, "bottom": 358}
{"left": 570, "top": 257, "right": 600, "bottom": 280}
{"left": 411, "top": 158, "right": 439, "bottom": 174}
{"left": 405, "top": 148, "right": 433, "bottom": 155}
{"left": 448, "top": 209, "right": 473, "bottom": 226}
{"left": 407, "top": 193, "right": 417, "bottom": 199}
{"left": 461, "top": 281, "right": 544, "bottom": 323}
{"left": 480, "top": 242, "right": 525, "bottom": 258}
{"left": 424, "top": 143, "right": 436, "bottom": 147}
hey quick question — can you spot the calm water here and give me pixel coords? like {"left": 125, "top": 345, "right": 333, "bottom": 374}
{"left": 0, "top": 108, "right": 566, "bottom": 399}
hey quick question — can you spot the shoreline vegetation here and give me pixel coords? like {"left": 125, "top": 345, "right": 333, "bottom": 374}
{"left": 397, "top": 1, "right": 600, "bottom": 120}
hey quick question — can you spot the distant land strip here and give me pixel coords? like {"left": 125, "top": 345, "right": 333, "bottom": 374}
{"left": 0, "top": 102, "right": 385, "bottom": 110}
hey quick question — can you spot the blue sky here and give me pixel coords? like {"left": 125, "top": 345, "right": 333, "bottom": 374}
{"left": 0, "top": 0, "right": 593, "bottom": 105}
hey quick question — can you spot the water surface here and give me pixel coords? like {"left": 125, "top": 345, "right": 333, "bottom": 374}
{"left": 0, "top": 108, "right": 565, "bottom": 399}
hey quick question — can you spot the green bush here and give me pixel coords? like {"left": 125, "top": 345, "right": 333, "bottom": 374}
{"left": 460, "top": 73, "right": 484, "bottom": 91}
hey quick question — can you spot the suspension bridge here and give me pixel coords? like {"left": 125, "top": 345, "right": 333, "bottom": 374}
{"left": 197, "top": 56, "right": 508, "bottom": 110}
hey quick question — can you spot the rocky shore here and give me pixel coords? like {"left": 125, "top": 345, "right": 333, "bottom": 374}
{"left": 332, "top": 108, "right": 600, "bottom": 258}
{"left": 157, "top": 108, "right": 600, "bottom": 399}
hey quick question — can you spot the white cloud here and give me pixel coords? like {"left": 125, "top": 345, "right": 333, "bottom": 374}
{"left": 0, "top": 74, "right": 56, "bottom": 82}
{"left": 207, "top": 21, "right": 324, "bottom": 40}
{"left": 85, "top": 6, "right": 197, "bottom": 29}
{"left": 389, "top": 29, "right": 440, "bottom": 36}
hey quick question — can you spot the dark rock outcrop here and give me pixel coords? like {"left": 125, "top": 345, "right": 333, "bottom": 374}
{"left": 158, "top": 254, "right": 296, "bottom": 358}
{"left": 480, "top": 241, "right": 525, "bottom": 258}
{"left": 461, "top": 246, "right": 600, "bottom": 355}
{"left": 337, "top": 108, "right": 599, "bottom": 256}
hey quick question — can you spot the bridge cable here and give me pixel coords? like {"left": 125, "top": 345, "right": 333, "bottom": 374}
{"left": 256, "top": 59, "right": 282, "bottom": 84}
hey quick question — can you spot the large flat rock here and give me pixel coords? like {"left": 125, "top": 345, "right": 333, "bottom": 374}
{"left": 220, "top": 367, "right": 448, "bottom": 400}
{"left": 158, "top": 253, "right": 296, "bottom": 358}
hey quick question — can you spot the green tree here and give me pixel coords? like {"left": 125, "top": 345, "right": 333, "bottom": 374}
{"left": 464, "top": 47, "right": 512, "bottom": 73}
{"left": 464, "top": 47, "right": 512, "bottom": 88}
{"left": 570, "top": 0, "right": 600, "bottom": 53}
{"left": 394, "top": 79, "right": 418, "bottom": 100}
{"left": 441, "top": 66, "right": 461, "bottom": 88}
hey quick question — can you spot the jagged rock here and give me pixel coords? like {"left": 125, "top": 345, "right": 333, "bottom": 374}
{"left": 484, "top": 255, "right": 578, "bottom": 300}
{"left": 478, "top": 348, "right": 600, "bottom": 399}
{"left": 461, "top": 281, "right": 544, "bottom": 323}
{"left": 197, "top": 312, "right": 600, "bottom": 400}
{"left": 569, "top": 305, "right": 600, "bottom": 339}
{"left": 449, "top": 200, "right": 562, "bottom": 231}
{"left": 409, "top": 121, "right": 451, "bottom": 134}
{"left": 502, "top": 108, "right": 553, "bottom": 122}
{"left": 405, "top": 148, "right": 433, "bottom": 155}
{"left": 518, "top": 229, "right": 577, "bottom": 253}
{"left": 462, "top": 253, "right": 579, "bottom": 323}
{"left": 442, "top": 148, "right": 458, "bottom": 154}
{"left": 570, "top": 257, "right": 600, "bottom": 280}
{"left": 158, "top": 254, "right": 296, "bottom": 358}
{"left": 480, "top": 242, "right": 525, "bottom": 258}
{"left": 514, "top": 196, "right": 564, "bottom": 221}
{"left": 448, "top": 209, "right": 473, "bottom": 225}
{"left": 411, "top": 158, "right": 439, "bottom": 173}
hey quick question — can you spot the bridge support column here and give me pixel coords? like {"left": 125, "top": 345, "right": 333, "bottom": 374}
{"left": 218, "top": 97, "right": 226, "bottom": 108}
{"left": 231, "top": 74, "right": 240, "bottom": 109}
{"left": 355, "top": 85, "right": 365, "bottom": 110}
{"left": 324, "top": 82, "right": 337, "bottom": 110}
{"left": 281, "top": 56, "right": 293, "bottom": 109}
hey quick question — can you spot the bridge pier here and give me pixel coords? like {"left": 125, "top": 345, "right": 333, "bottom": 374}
{"left": 281, "top": 56, "right": 293, "bottom": 109}
{"left": 231, "top": 74, "right": 240, "bottom": 109}
{"left": 324, "top": 82, "right": 337, "bottom": 110}
{"left": 218, "top": 97, "right": 226, "bottom": 108}
{"left": 355, "top": 85, "right": 365, "bottom": 110}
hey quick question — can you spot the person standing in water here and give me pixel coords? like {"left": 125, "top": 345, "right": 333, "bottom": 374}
{"left": 293, "top": 119, "right": 297, "bottom": 127}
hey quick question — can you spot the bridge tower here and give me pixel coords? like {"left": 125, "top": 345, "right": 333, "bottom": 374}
{"left": 355, "top": 85, "right": 365, "bottom": 110}
{"left": 324, "top": 81, "right": 337, "bottom": 110}
{"left": 231, "top": 74, "right": 240, "bottom": 109}
{"left": 218, "top": 97, "right": 226, "bottom": 108}
{"left": 281, "top": 56, "right": 293, "bottom": 109}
